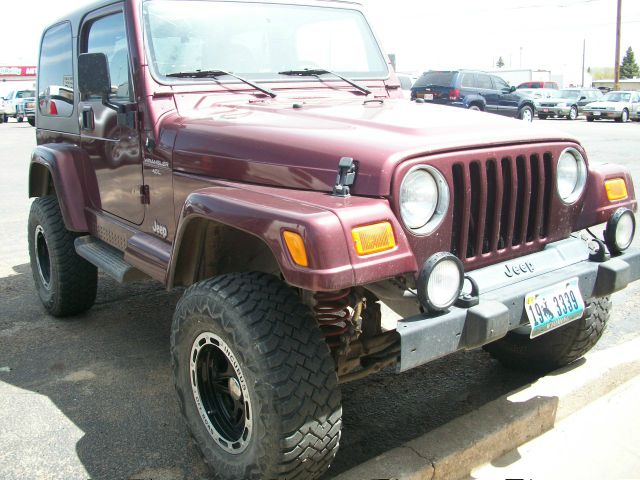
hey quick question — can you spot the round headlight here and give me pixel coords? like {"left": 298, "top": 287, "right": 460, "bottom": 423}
{"left": 605, "top": 208, "right": 636, "bottom": 254}
{"left": 557, "top": 148, "right": 587, "bottom": 204}
{"left": 417, "top": 252, "right": 464, "bottom": 312}
{"left": 400, "top": 166, "right": 449, "bottom": 234}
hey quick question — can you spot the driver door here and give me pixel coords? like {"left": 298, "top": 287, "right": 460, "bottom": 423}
{"left": 78, "top": 6, "right": 144, "bottom": 224}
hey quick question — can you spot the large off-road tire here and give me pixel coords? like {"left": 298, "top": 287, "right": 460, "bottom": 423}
{"left": 28, "top": 196, "right": 98, "bottom": 317}
{"left": 171, "top": 272, "right": 342, "bottom": 480}
{"left": 484, "top": 296, "right": 611, "bottom": 372}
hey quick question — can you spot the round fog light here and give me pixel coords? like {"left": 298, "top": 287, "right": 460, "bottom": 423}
{"left": 605, "top": 208, "right": 636, "bottom": 255}
{"left": 417, "top": 252, "right": 464, "bottom": 312}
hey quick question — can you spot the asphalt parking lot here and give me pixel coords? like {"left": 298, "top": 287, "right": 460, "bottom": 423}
{"left": 1, "top": 116, "right": 639, "bottom": 480}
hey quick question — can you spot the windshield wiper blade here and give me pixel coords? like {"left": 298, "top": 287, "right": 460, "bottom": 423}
{"left": 278, "top": 68, "right": 371, "bottom": 96}
{"left": 166, "top": 69, "right": 276, "bottom": 98}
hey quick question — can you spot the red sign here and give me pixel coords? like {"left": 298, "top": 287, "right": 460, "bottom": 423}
{"left": 0, "top": 66, "right": 37, "bottom": 77}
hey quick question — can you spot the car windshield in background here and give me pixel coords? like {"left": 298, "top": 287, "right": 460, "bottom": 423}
{"left": 143, "top": 0, "right": 388, "bottom": 83}
{"left": 558, "top": 90, "right": 581, "bottom": 99}
{"left": 17, "top": 90, "right": 35, "bottom": 98}
{"left": 413, "top": 71, "right": 455, "bottom": 88}
{"left": 603, "top": 92, "right": 631, "bottom": 102}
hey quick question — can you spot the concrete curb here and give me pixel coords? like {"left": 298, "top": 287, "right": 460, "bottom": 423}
{"left": 333, "top": 336, "right": 640, "bottom": 480}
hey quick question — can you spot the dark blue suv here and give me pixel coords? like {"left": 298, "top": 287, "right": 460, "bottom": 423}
{"left": 411, "top": 70, "right": 536, "bottom": 122}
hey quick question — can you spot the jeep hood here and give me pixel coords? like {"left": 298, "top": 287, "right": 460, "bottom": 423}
{"left": 170, "top": 95, "right": 579, "bottom": 196}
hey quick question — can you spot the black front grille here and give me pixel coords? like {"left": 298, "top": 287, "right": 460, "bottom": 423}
{"left": 450, "top": 153, "right": 553, "bottom": 261}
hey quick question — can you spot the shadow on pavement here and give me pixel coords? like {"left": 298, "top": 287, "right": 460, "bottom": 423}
{"left": 0, "top": 264, "right": 540, "bottom": 480}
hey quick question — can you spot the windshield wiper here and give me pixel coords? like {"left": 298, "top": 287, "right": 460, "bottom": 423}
{"left": 166, "top": 69, "right": 276, "bottom": 98}
{"left": 278, "top": 68, "right": 371, "bottom": 96}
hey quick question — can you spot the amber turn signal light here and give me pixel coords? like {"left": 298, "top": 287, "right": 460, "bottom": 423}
{"left": 605, "top": 178, "right": 628, "bottom": 201}
{"left": 352, "top": 222, "right": 396, "bottom": 256}
{"left": 283, "top": 231, "right": 309, "bottom": 267}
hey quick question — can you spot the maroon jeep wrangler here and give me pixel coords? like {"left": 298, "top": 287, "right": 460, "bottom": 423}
{"left": 28, "top": 1, "right": 638, "bottom": 478}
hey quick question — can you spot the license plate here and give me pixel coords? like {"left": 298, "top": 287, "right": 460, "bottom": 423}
{"left": 421, "top": 93, "right": 433, "bottom": 101}
{"left": 543, "top": 108, "right": 550, "bottom": 112}
{"left": 593, "top": 111, "right": 601, "bottom": 116}
{"left": 524, "top": 278, "right": 584, "bottom": 339}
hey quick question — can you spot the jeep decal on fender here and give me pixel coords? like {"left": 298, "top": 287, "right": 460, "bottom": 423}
{"left": 152, "top": 219, "right": 168, "bottom": 239}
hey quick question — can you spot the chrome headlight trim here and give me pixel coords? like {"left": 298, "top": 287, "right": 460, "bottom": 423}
{"left": 399, "top": 165, "right": 450, "bottom": 235}
{"left": 556, "top": 147, "right": 587, "bottom": 205}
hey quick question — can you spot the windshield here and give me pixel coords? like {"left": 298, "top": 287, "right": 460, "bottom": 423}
{"left": 558, "top": 90, "right": 581, "bottom": 99}
{"left": 603, "top": 92, "right": 631, "bottom": 102}
{"left": 17, "top": 90, "right": 35, "bottom": 98}
{"left": 143, "top": 0, "right": 388, "bottom": 83}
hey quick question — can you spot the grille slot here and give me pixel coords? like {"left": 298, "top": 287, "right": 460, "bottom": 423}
{"left": 451, "top": 152, "right": 553, "bottom": 262}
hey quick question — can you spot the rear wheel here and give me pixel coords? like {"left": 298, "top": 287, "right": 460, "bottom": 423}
{"left": 518, "top": 105, "right": 534, "bottom": 122}
{"left": 27, "top": 117, "right": 35, "bottom": 127}
{"left": 538, "top": 114, "right": 548, "bottom": 120}
{"left": 586, "top": 116, "right": 595, "bottom": 122}
{"left": 28, "top": 196, "right": 97, "bottom": 316}
{"left": 171, "top": 272, "right": 342, "bottom": 480}
{"left": 484, "top": 296, "right": 611, "bottom": 372}
{"left": 567, "top": 105, "right": 578, "bottom": 120}
{"left": 468, "top": 104, "right": 482, "bottom": 111}
{"left": 17, "top": 116, "right": 23, "bottom": 123}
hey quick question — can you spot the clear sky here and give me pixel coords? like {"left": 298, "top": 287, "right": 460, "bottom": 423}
{"left": 2, "top": 0, "right": 639, "bottom": 81}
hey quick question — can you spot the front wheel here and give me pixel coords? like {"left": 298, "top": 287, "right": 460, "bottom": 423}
{"left": 468, "top": 104, "right": 482, "bottom": 111}
{"left": 484, "top": 296, "right": 611, "bottom": 372}
{"left": 518, "top": 105, "right": 534, "bottom": 122}
{"left": 171, "top": 272, "right": 342, "bottom": 480}
{"left": 538, "top": 114, "right": 548, "bottom": 120}
{"left": 567, "top": 105, "right": 578, "bottom": 120}
{"left": 27, "top": 117, "right": 35, "bottom": 127}
{"left": 17, "top": 116, "right": 23, "bottom": 123}
{"left": 615, "top": 109, "right": 629, "bottom": 123}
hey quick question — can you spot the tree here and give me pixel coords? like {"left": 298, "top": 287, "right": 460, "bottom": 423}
{"left": 496, "top": 56, "right": 505, "bottom": 68}
{"left": 620, "top": 47, "right": 640, "bottom": 79}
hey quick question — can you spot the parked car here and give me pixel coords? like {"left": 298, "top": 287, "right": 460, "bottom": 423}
{"left": 28, "top": 1, "right": 639, "bottom": 479}
{"left": 0, "top": 98, "right": 6, "bottom": 123}
{"left": 16, "top": 96, "right": 37, "bottom": 126}
{"left": 517, "top": 80, "right": 559, "bottom": 89}
{"left": 411, "top": 70, "right": 536, "bottom": 121}
{"left": 3, "top": 89, "right": 36, "bottom": 122}
{"left": 537, "top": 88, "right": 603, "bottom": 120}
{"left": 583, "top": 90, "right": 640, "bottom": 123}
{"left": 516, "top": 87, "right": 558, "bottom": 101}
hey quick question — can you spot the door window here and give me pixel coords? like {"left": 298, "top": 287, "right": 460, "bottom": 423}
{"left": 492, "top": 76, "right": 510, "bottom": 91}
{"left": 476, "top": 74, "right": 493, "bottom": 90}
{"left": 84, "top": 12, "right": 133, "bottom": 101}
{"left": 460, "top": 73, "right": 476, "bottom": 88}
{"left": 38, "top": 22, "right": 74, "bottom": 117}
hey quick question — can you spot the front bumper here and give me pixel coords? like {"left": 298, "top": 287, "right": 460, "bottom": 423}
{"left": 585, "top": 110, "right": 621, "bottom": 119}
{"left": 397, "top": 237, "right": 640, "bottom": 372}
{"left": 538, "top": 106, "right": 571, "bottom": 116}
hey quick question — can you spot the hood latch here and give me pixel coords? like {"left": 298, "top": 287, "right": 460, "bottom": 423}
{"left": 332, "top": 157, "right": 357, "bottom": 197}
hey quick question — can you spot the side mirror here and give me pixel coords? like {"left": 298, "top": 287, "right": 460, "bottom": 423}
{"left": 509, "top": 86, "right": 517, "bottom": 93}
{"left": 78, "top": 52, "right": 111, "bottom": 99}
{"left": 579, "top": 96, "right": 587, "bottom": 101}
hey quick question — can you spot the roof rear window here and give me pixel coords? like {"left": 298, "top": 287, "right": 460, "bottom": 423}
{"left": 414, "top": 71, "right": 456, "bottom": 88}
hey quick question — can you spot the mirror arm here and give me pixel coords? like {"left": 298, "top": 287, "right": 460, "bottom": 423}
{"left": 101, "top": 95, "right": 137, "bottom": 114}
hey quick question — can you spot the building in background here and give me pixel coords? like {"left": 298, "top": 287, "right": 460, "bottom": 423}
{"left": 0, "top": 66, "right": 37, "bottom": 97}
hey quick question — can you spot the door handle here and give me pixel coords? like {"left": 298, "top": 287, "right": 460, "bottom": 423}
{"left": 81, "top": 105, "right": 95, "bottom": 130}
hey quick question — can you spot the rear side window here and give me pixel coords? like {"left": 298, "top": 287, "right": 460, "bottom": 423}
{"left": 460, "top": 73, "right": 476, "bottom": 88}
{"left": 476, "top": 74, "right": 493, "bottom": 89}
{"left": 84, "top": 12, "right": 132, "bottom": 101}
{"left": 38, "top": 22, "right": 74, "bottom": 117}
{"left": 414, "top": 71, "right": 456, "bottom": 88}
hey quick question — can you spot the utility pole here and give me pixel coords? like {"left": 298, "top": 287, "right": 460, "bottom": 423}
{"left": 614, "top": 0, "right": 622, "bottom": 90}
{"left": 582, "top": 39, "right": 586, "bottom": 87}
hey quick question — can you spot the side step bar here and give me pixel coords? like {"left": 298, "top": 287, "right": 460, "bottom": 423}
{"left": 75, "top": 236, "right": 150, "bottom": 283}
